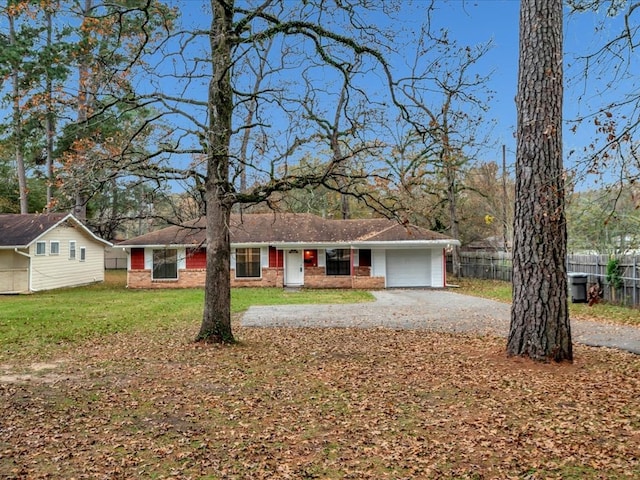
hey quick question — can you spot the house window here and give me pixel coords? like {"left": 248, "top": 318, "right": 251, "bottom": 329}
{"left": 80, "top": 247, "right": 86, "bottom": 262}
{"left": 153, "top": 249, "right": 178, "bottom": 280}
{"left": 236, "top": 248, "right": 261, "bottom": 278}
{"left": 50, "top": 241, "right": 60, "bottom": 255}
{"left": 304, "top": 249, "right": 318, "bottom": 267}
{"left": 36, "top": 241, "right": 46, "bottom": 255}
{"left": 69, "top": 241, "right": 76, "bottom": 260}
{"left": 326, "top": 248, "right": 350, "bottom": 275}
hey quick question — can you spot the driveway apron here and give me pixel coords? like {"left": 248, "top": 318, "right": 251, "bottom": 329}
{"left": 241, "top": 290, "right": 640, "bottom": 355}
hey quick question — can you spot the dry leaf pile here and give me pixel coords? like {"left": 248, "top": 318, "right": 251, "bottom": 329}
{"left": 1, "top": 322, "right": 639, "bottom": 479}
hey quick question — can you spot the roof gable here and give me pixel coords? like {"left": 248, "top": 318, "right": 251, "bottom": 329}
{"left": 118, "top": 213, "right": 455, "bottom": 247}
{"left": 0, "top": 213, "right": 111, "bottom": 248}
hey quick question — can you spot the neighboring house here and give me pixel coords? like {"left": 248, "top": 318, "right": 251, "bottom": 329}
{"left": 0, "top": 213, "right": 112, "bottom": 294}
{"left": 117, "top": 213, "right": 459, "bottom": 289}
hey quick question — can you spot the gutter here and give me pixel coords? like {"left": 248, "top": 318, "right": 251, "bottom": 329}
{"left": 13, "top": 248, "right": 32, "bottom": 293}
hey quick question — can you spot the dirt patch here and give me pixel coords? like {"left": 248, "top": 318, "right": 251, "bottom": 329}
{"left": 0, "top": 361, "right": 71, "bottom": 384}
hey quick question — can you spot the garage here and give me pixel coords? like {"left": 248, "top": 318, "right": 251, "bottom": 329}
{"left": 385, "top": 249, "right": 431, "bottom": 287}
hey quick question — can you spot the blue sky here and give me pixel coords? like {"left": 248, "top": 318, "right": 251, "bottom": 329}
{"left": 428, "top": 0, "right": 521, "bottom": 168}
{"left": 427, "top": 0, "right": 638, "bottom": 187}
{"left": 159, "top": 1, "right": 635, "bottom": 188}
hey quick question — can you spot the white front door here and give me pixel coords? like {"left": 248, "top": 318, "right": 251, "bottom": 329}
{"left": 285, "top": 249, "right": 304, "bottom": 286}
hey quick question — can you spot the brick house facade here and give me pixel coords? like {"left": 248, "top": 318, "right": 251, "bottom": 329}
{"left": 118, "top": 213, "right": 458, "bottom": 290}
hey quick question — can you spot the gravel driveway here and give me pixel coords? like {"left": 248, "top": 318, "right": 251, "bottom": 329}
{"left": 241, "top": 289, "right": 640, "bottom": 355}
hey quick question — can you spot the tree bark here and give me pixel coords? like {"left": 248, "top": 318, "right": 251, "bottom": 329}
{"left": 9, "top": 12, "right": 28, "bottom": 214}
{"left": 196, "top": 0, "right": 234, "bottom": 344}
{"left": 445, "top": 154, "right": 461, "bottom": 277}
{"left": 507, "top": 0, "right": 572, "bottom": 362}
{"left": 45, "top": 7, "right": 55, "bottom": 211}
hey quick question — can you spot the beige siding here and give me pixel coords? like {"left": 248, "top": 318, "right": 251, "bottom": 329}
{"left": 0, "top": 250, "right": 29, "bottom": 293}
{"left": 29, "top": 224, "right": 105, "bottom": 291}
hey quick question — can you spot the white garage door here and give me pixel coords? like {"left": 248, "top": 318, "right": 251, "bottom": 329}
{"left": 386, "top": 249, "right": 431, "bottom": 287}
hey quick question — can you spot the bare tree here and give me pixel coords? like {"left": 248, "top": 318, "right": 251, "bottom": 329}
{"left": 394, "top": 29, "right": 494, "bottom": 275}
{"left": 132, "top": 1, "right": 412, "bottom": 343}
{"left": 507, "top": 0, "right": 572, "bottom": 362}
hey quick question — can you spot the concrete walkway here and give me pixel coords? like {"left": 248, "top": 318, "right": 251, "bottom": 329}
{"left": 241, "top": 289, "right": 640, "bottom": 355}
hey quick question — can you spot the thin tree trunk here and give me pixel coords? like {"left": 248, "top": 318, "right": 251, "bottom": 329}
{"left": 9, "top": 12, "right": 28, "bottom": 214}
{"left": 331, "top": 76, "right": 350, "bottom": 220}
{"left": 197, "top": 0, "right": 234, "bottom": 343}
{"left": 507, "top": 0, "right": 571, "bottom": 362}
{"left": 446, "top": 161, "right": 460, "bottom": 277}
{"left": 45, "top": 8, "right": 54, "bottom": 211}
{"left": 74, "top": 0, "right": 92, "bottom": 221}
{"left": 238, "top": 39, "right": 272, "bottom": 193}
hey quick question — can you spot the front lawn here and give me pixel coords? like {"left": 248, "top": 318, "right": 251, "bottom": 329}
{"left": 1, "top": 271, "right": 639, "bottom": 478}
{"left": 453, "top": 276, "right": 640, "bottom": 327}
{"left": 0, "top": 270, "right": 372, "bottom": 360}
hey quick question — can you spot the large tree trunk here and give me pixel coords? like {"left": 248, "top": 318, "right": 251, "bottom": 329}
{"left": 507, "top": 0, "right": 572, "bottom": 362}
{"left": 196, "top": 0, "right": 235, "bottom": 344}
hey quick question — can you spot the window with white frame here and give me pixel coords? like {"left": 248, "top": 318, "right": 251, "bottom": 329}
{"left": 50, "top": 241, "right": 60, "bottom": 255}
{"left": 235, "top": 248, "right": 261, "bottom": 278}
{"left": 80, "top": 247, "right": 86, "bottom": 262}
{"left": 36, "top": 241, "right": 46, "bottom": 255}
{"left": 69, "top": 241, "right": 76, "bottom": 260}
{"left": 153, "top": 249, "right": 178, "bottom": 280}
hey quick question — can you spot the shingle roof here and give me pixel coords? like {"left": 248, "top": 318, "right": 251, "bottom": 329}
{"left": 118, "top": 213, "right": 454, "bottom": 247}
{"left": 0, "top": 213, "right": 111, "bottom": 248}
{"left": 0, "top": 213, "right": 71, "bottom": 247}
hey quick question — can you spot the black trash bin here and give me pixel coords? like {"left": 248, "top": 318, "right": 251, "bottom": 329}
{"left": 568, "top": 273, "right": 588, "bottom": 303}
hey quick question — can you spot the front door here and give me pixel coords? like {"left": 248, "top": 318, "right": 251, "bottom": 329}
{"left": 285, "top": 249, "right": 304, "bottom": 286}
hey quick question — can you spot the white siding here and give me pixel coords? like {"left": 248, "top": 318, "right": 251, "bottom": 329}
{"left": 430, "top": 248, "right": 445, "bottom": 287}
{"left": 371, "top": 249, "right": 386, "bottom": 278}
{"left": 144, "top": 248, "right": 153, "bottom": 270}
{"left": 317, "top": 249, "right": 326, "bottom": 268}
{"left": 30, "top": 224, "right": 106, "bottom": 291}
{"left": 177, "top": 248, "right": 186, "bottom": 270}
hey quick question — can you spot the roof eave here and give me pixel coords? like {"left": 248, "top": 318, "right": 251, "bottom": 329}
{"left": 120, "top": 239, "right": 460, "bottom": 249}
{"left": 27, "top": 213, "right": 113, "bottom": 248}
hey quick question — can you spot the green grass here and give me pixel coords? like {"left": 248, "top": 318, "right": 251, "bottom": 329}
{"left": 0, "top": 270, "right": 372, "bottom": 359}
{"left": 453, "top": 276, "right": 640, "bottom": 327}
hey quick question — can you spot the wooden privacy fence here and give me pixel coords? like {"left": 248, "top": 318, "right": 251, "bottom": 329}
{"left": 449, "top": 252, "right": 640, "bottom": 307}
{"left": 452, "top": 252, "right": 513, "bottom": 282}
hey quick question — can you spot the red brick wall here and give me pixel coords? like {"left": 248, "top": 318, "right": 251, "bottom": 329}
{"left": 230, "top": 267, "right": 284, "bottom": 288}
{"left": 353, "top": 266, "right": 371, "bottom": 276}
{"left": 127, "top": 269, "right": 207, "bottom": 289}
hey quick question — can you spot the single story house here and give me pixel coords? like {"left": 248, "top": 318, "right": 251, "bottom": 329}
{"left": 118, "top": 213, "right": 459, "bottom": 289}
{"left": 0, "top": 213, "right": 112, "bottom": 294}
